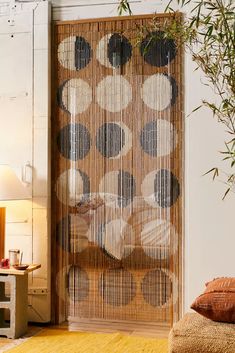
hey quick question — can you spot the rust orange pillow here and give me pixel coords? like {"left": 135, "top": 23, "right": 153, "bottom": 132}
{"left": 191, "top": 277, "right": 235, "bottom": 323}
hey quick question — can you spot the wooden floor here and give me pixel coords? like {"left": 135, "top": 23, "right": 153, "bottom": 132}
{"left": 0, "top": 319, "right": 170, "bottom": 351}
{"left": 67, "top": 318, "right": 170, "bottom": 338}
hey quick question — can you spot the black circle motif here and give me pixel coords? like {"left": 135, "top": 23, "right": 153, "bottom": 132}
{"left": 118, "top": 170, "right": 136, "bottom": 208}
{"left": 96, "top": 123, "right": 125, "bottom": 158}
{"left": 140, "top": 31, "right": 176, "bottom": 67}
{"left": 57, "top": 123, "right": 91, "bottom": 161}
{"left": 140, "top": 121, "right": 159, "bottom": 157}
{"left": 57, "top": 80, "right": 69, "bottom": 113}
{"left": 99, "top": 269, "right": 136, "bottom": 306}
{"left": 96, "top": 222, "right": 119, "bottom": 259}
{"left": 78, "top": 169, "right": 90, "bottom": 199}
{"left": 67, "top": 265, "right": 89, "bottom": 302}
{"left": 56, "top": 214, "right": 88, "bottom": 253}
{"left": 56, "top": 215, "right": 71, "bottom": 252}
{"left": 154, "top": 169, "right": 180, "bottom": 208}
{"left": 75, "top": 36, "right": 92, "bottom": 70}
{"left": 108, "top": 33, "right": 132, "bottom": 68}
{"left": 141, "top": 269, "right": 172, "bottom": 307}
{"left": 168, "top": 75, "right": 178, "bottom": 107}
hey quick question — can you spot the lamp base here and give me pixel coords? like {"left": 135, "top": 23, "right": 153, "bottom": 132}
{"left": 0, "top": 208, "right": 5, "bottom": 260}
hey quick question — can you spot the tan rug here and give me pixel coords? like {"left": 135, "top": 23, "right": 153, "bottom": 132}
{"left": 4, "top": 329, "right": 168, "bottom": 353}
{"left": 0, "top": 327, "right": 42, "bottom": 353}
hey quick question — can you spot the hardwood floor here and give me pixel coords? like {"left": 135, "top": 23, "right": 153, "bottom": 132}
{"left": 67, "top": 318, "right": 170, "bottom": 338}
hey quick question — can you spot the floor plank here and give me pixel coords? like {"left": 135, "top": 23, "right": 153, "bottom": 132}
{"left": 68, "top": 319, "right": 170, "bottom": 338}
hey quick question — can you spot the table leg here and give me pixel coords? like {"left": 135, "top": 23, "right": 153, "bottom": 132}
{"left": 11, "top": 274, "right": 28, "bottom": 338}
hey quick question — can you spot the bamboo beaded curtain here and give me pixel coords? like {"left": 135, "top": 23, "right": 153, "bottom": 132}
{"left": 52, "top": 14, "right": 183, "bottom": 325}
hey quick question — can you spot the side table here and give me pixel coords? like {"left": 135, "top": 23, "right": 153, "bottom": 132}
{"left": 0, "top": 264, "right": 41, "bottom": 338}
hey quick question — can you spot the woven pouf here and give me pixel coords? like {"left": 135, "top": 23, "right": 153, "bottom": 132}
{"left": 169, "top": 313, "right": 235, "bottom": 353}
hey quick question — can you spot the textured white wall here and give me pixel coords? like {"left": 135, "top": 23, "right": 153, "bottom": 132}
{"left": 184, "top": 57, "right": 235, "bottom": 310}
{"left": 51, "top": 0, "right": 235, "bottom": 314}
{"left": 0, "top": 1, "right": 51, "bottom": 322}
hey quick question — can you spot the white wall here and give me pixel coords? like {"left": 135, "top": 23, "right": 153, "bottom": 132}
{"left": 0, "top": 0, "right": 51, "bottom": 322}
{"left": 184, "top": 59, "right": 235, "bottom": 310}
{"left": 52, "top": 0, "right": 235, "bottom": 314}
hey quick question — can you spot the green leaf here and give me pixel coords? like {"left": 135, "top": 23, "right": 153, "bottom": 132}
{"left": 222, "top": 188, "right": 230, "bottom": 200}
{"left": 203, "top": 168, "right": 219, "bottom": 180}
{"left": 165, "top": 0, "right": 173, "bottom": 12}
{"left": 206, "top": 25, "right": 213, "bottom": 36}
{"left": 228, "top": 174, "right": 235, "bottom": 182}
{"left": 191, "top": 105, "right": 203, "bottom": 113}
{"left": 117, "top": 0, "right": 132, "bottom": 16}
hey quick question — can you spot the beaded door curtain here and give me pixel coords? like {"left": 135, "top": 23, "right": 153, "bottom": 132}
{"left": 52, "top": 14, "right": 183, "bottom": 325}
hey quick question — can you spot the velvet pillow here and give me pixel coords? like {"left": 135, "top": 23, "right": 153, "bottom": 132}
{"left": 191, "top": 277, "right": 235, "bottom": 323}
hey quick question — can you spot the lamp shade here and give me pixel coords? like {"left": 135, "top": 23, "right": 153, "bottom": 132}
{"left": 0, "top": 165, "right": 30, "bottom": 201}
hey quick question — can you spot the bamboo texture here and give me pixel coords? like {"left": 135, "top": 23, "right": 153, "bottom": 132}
{"left": 51, "top": 14, "right": 183, "bottom": 325}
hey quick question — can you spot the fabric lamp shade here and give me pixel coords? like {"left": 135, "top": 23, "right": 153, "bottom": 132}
{"left": 0, "top": 165, "right": 30, "bottom": 201}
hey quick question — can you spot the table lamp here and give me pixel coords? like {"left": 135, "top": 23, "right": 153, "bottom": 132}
{"left": 0, "top": 164, "right": 30, "bottom": 259}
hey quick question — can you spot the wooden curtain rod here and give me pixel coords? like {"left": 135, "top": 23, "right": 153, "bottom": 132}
{"left": 54, "top": 12, "right": 180, "bottom": 26}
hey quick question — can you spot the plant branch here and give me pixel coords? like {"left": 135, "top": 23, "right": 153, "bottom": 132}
{"left": 118, "top": 0, "right": 235, "bottom": 197}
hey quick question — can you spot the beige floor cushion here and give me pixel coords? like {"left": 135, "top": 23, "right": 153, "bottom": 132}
{"left": 169, "top": 313, "right": 235, "bottom": 353}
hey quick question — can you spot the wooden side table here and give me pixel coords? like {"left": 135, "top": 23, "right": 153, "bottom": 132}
{"left": 0, "top": 264, "right": 41, "bottom": 338}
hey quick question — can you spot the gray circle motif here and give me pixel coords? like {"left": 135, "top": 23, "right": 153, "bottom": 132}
{"left": 154, "top": 169, "right": 180, "bottom": 208}
{"left": 140, "top": 31, "right": 176, "bottom": 67}
{"left": 99, "top": 269, "right": 136, "bottom": 306}
{"left": 67, "top": 265, "right": 89, "bottom": 302}
{"left": 140, "top": 121, "right": 158, "bottom": 157}
{"left": 57, "top": 123, "right": 91, "bottom": 161}
{"left": 56, "top": 214, "right": 88, "bottom": 253}
{"left": 96, "top": 123, "right": 125, "bottom": 158}
{"left": 55, "top": 168, "right": 90, "bottom": 207}
{"left": 141, "top": 269, "right": 172, "bottom": 307}
{"left": 58, "top": 36, "right": 92, "bottom": 71}
{"left": 108, "top": 33, "right": 132, "bottom": 68}
{"left": 140, "top": 120, "right": 177, "bottom": 157}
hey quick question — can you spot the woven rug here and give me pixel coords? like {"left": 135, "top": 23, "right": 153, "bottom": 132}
{"left": 4, "top": 329, "right": 168, "bottom": 353}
